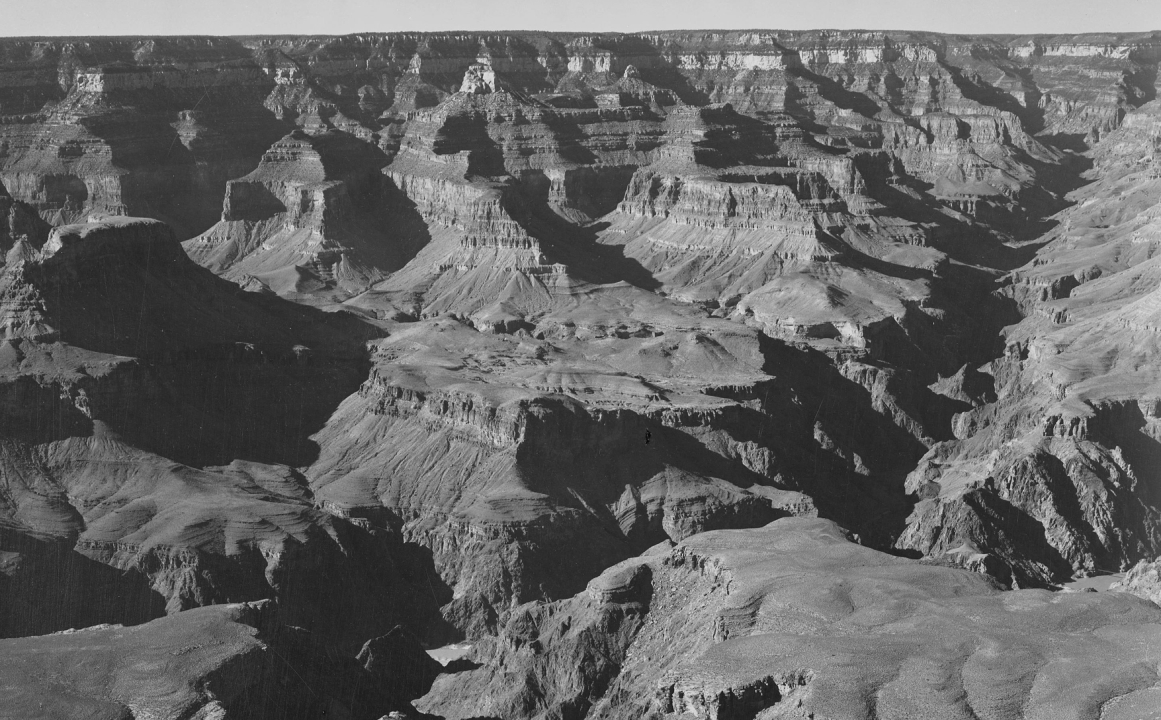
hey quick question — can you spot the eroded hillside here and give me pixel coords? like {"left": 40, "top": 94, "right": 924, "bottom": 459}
{"left": 1, "top": 29, "right": 1160, "bottom": 719}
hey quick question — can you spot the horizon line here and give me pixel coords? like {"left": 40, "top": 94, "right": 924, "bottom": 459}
{"left": 2, "top": 28, "right": 1160, "bottom": 40}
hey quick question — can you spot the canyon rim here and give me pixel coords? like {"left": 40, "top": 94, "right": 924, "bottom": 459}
{"left": 2, "top": 5, "right": 1161, "bottom": 719}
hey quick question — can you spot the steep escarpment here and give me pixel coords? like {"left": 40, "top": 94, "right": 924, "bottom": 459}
{"left": 895, "top": 101, "right": 1161, "bottom": 587}
{"left": 1, "top": 28, "right": 1161, "bottom": 717}
{"left": 0, "top": 217, "right": 454, "bottom": 653}
{"left": 3, "top": 30, "right": 1149, "bottom": 242}
{"left": 0, "top": 180, "right": 50, "bottom": 260}
{"left": 1114, "top": 556, "right": 1161, "bottom": 604}
{"left": 184, "top": 129, "right": 416, "bottom": 299}
{"left": 0, "top": 38, "right": 288, "bottom": 237}
{"left": 359, "top": 83, "right": 668, "bottom": 321}
{"left": 304, "top": 306, "right": 961, "bottom": 639}
{"left": 0, "top": 217, "right": 380, "bottom": 471}
{"left": 305, "top": 317, "right": 800, "bottom": 638}
{"left": 164, "top": 30, "right": 1160, "bottom": 636}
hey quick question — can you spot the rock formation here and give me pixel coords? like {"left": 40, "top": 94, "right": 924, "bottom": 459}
{"left": 1113, "top": 558, "right": 1161, "bottom": 604}
{"left": 895, "top": 100, "right": 1161, "bottom": 587}
{"left": 0, "top": 601, "right": 440, "bottom": 719}
{"left": 1, "top": 27, "right": 1161, "bottom": 720}
{"left": 420, "top": 518, "right": 1161, "bottom": 719}
{"left": 0, "top": 216, "right": 447, "bottom": 658}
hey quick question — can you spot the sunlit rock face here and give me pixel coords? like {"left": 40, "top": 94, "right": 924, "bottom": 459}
{"left": 1, "top": 29, "right": 1161, "bottom": 720}
{"left": 421, "top": 518, "right": 1161, "bottom": 720}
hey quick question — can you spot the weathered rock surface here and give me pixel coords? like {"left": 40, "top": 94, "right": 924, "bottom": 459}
{"left": 0, "top": 600, "right": 438, "bottom": 720}
{"left": 0, "top": 216, "right": 448, "bottom": 652}
{"left": 421, "top": 517, "right": 1161, "bottom": 720}
{"left": 1, "top": 27, "right": 1161, "bottom": 720}
{"left": 1113, "top": 557, "right": 1161, "bottom": 605}
{"left": 301, "top": 305, "right": 982, "bottom": 638}
{"left": 184, "top": 129, "right": 415, "bottom": 299}
{"left": 895, "top": 100, "right": 1161, "bottom": 587}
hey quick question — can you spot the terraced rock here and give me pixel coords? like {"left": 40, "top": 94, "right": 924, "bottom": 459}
{"left": 896, "top": 101, "right": 1161, "bottom": 587}
{"left": 421, "top": 517, "right": 1161, "bottom": 720}
{"left": 0, "top": 601, "right": 440, "bottom": 720}
{"left": 0, "top": 28, "right": 1160, "bottom": 720}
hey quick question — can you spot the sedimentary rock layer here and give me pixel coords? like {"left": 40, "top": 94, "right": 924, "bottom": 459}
{"left": 421, "top": 517, "right": 1161, "bottom": 720}
{"left": 0, "top": 27, "right": 1159, "bottom": 720}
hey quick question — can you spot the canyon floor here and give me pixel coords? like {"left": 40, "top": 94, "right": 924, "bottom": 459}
{"left": 1, "top": 28, "right": 1161, "bottom": 719}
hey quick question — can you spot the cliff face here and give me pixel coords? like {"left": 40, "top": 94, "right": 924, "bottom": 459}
{"left": 0, "top": 601, "right": 442, "bottom": 719}
{"left": 1, "top": 28, "right": 1161, "bottom": 720}
{"left": 895, "top": 100, "right": 1161, "bottom": 587}
{"left": 0, "top": 38, "right": 287, "bottom": 238}
{"left": 183, "top": 129, "right": 412, "bottom": 298}
{"left": 2, "top": 30, "right": 1149, "bottom": 298}
{"left": 0, "top": 216, "right": 449, "bottom": 659}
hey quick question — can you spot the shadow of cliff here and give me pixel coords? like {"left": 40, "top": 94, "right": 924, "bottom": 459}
{"left": 940, "top": 61, "right": 1042, "bottom": 132}
{"left": 852, "top": 154, "right": 1058, "bottom": 272}
{"left": 610, "top": 36, "right": 713, "bottom": 106}
{"left": 0, "top": 528, "right": 167, "bottom": 637}
{"left": 29, "top": 235, "right": 383, "bottom": 468}
{"left": 962, "top": 488, "right": 1077, "bottom": 585}
{"left": 509, "top": 333, "right": 939, "bottom": 554}
{"left": 504, "top": 187, "right": 664, "bottom": 292}
{"left": 1127, "top": 63, "right": 1158, "bottom": 107}
{"left": 752, "top": 335, "right": 948, "bottom": 547}
{"left": 111, "top": 354, "right": 369, "bottom": 469}
{"left": 267, "top": 520, "right": 456, "bottom": 653}
{"left": 378, "top": 174, "right": 436, "bottom": 270}
{"left": 787, "top": 67, "right": 883, "bottom": 120}
{"left": 86, "top": 84, "right": 292, "bottom": 239}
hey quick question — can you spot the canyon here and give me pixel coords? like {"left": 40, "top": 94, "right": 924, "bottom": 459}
{"left": 0, "top": 28, "right": 1160, "bottom": 719}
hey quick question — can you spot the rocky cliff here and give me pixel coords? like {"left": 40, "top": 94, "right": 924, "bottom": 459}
{"left": 1, "top": 27, "right": 1160, "bottom": 720}
{"left": 421, "top": 518, "right": 1161, "bottom": 720}
{"left": 0, "top": 215, "right": 452, "bottom": 664}
{"left": 895, "top": 100, "right": 1161, "bottom": 587}
{"left": 0, "top": 601, "right": 442, "bottom": 719}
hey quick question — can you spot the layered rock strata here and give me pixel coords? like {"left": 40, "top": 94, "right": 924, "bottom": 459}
{"left": 0, "top": 601, "right": 441, "bottom": 720}
{"left": 184, "top": 129, "right": 410, "bottom": 298}
{"left": 895, "top": 101, "right": 1161, "bottom": 586}
{"left": 0, "top": 29, "right": 1160, "bottom": 716}
{"left": 0, "top": 217, "right": 451, "bottom": 652}
{"left": 420, "top": 517, "right": 1161, "bottom": 720}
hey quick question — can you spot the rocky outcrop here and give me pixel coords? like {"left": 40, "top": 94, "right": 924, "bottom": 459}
{"left": 895, "top": 101, "right": 1161, "bottom": 587}
{"left": 0, "top": 600, "right": 438, "bottom": 719}
{"left": 305, "top": 318, "right": 806, "bottom": 638}
{"left": 0, "top": 38, "right": 287, "bottom": 238}
{"left": 420, "top": 517, "right": 1161, "bottom": 720}
{"left": 1113, "top": 557, "right": 1161, "bottom": 605}
{"left": 0, "top": 217, "right": 458, "bottom": 654}
{"left": 357, "top": 625, "right": 445, "bottom": 702}
{"left": 0, "top": 30, "right": 1151, "bottom": 235}
{"left": 2, "top": 28, "right": 1161, "bottom": 715}
{"left": 302, "top": 305, "right": 958, "bottom": 639}
{"left": 184, "top": 129, "right": 413, "bottom": 298}
{"left": 0, "top": 180, "right": 50, "bottom": 263}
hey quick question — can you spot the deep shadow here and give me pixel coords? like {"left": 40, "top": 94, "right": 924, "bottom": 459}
{"left": 379, "top": 173, "right": 437, "bottom": 270}
{"left": 940, "top": 60, "right": 1043, "bottom": 132}
{"left": 788, "top": 67, "right": 883, "bottom": 120}
{"left": 962, "top": 487, "right": 1077, "bottom": 586}
{"left": 86, "top": 81, "right": 292, "bottom": 239}
{"left": 500, "top": 186, "right": 664, "bottom": 291}
{"left": 1038, "top": 132, "right": 1091, "bottom": 153}
{"left": 224, "top": 604, "right": 444, "bottom": 720}
{"left": 0, "top": 528, "right": 167, "bottom": 637}
{"left": 27, "top": 222, "right": 383, "bottom": 468}
{"left": 852, "top": 152, "right": 1063, "bottom": 272}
